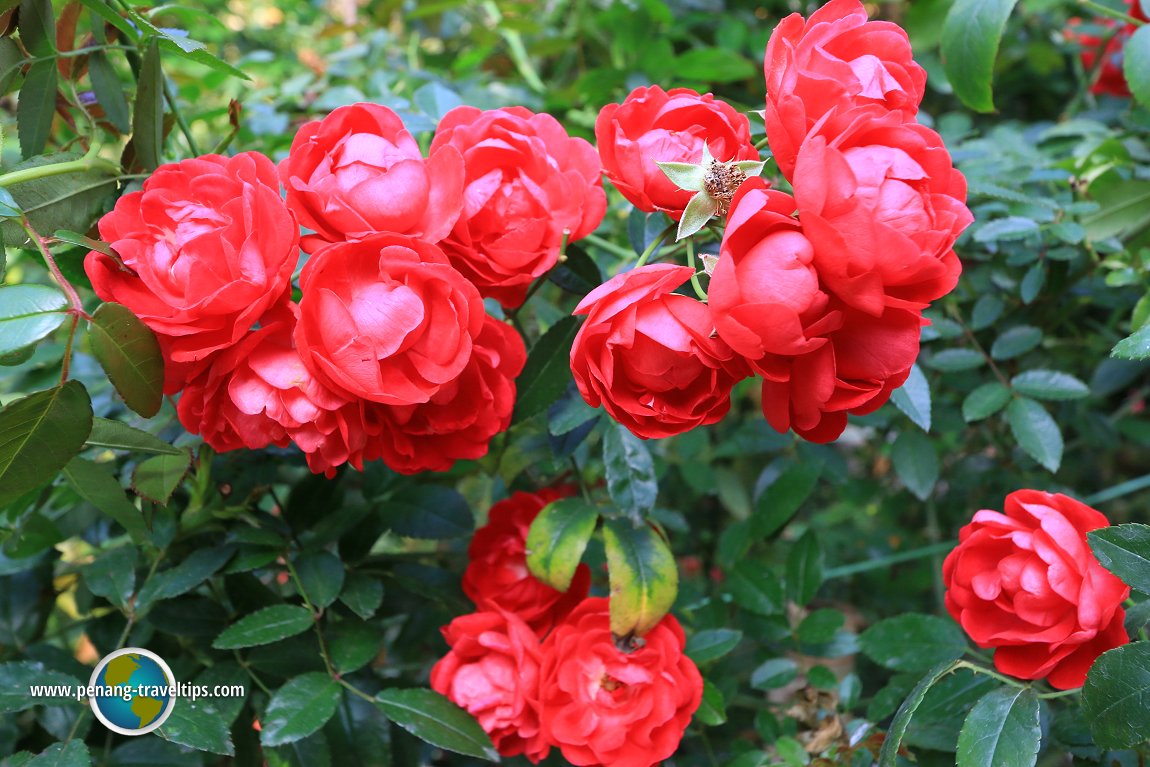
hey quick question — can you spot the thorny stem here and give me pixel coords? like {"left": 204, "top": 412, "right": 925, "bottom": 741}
{"left": 954, "top": 660, "right": 1079, "bottom": 699}
{"left": 21, "top": 221, "right": 90, "bottom": 321}
{"left": 685, "top": 239, "right": 707, "bottom": 301}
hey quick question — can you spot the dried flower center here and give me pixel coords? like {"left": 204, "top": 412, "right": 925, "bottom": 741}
{"left": 703, "top": 160, "right": 748, "bottom": 203}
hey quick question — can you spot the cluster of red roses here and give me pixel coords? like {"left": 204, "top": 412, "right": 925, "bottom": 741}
{"left": 431, "top": 489, "right": 702, "bottom": 766}
{"left": 574, "top": 0, "right": 973, "bottom": 442}
{"left": 84, "top": 104, "right": 606, "bottom": 476}
{"left": 1068, "top": 0, "right": 1148, "bottom": 97}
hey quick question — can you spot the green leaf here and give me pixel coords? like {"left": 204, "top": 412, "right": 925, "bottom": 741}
{"left": 131, "top": 38, "right": 164, "bottom": 171}
{"left": 685, "top": 628, "right": 743, "bottom": 664}
{"left": 1083, "top": 179, "right": 1150, "bottom": 241}
{"left": 375, "top": 688, "right": 499, "bottom": 762}
{"left": 338, "top": 574, "right": 383, "bottom": 620}
{"left": 0, "top": 284, "right": 68, "bottom": 356}
{"left": 675, "top": 191, "right": 719, "bottom": 240}
{"left": 970, "top": 295, "right": 1004, "bottom": 331}
{"left": 940, "top": 0, "right": 1021, "bottom": 112}
{"left": 1010, "top": 370, "right": 1089, "bottom": 401}
{"left": 17, "top": 61, "right": 57, "bottom": 159}
{"left": 674, "top": 47, "right": 756, "bottom": 82}
{"left": 89, "top": 51, "right": 131, "bottom": 133}
{"left": 154, "top": 35, "right": 249, "bottom": 81}
{"left": 159, "top": 696, "right": 235, "bottom": 756}
{"left": 859, "top": 614, "right": 967, "bottom": 672}
{"left": 0, "top": 662, "right": 84, "bottom": 712}
{"left": 548, "top": 244, "right": 602, "bottom": 295}
{"left": 602, "top": 517, "right": 678, "bottom": 638}
{"left": 695, "top": 680, "right": 727, "bottom": 726}
{"left": 796, "top": 609, "right": 846, "bottom": 645}
{"left": 990, "top": 326, "right": 1042, "bottom": 360}
{"left": 890, "top": 363, "right": 931, "bottom": 432}
{"left": 212, "top": 604, "right": 314, "bottom": 650}
{"left": 973, "top": 216, "right": 1039, "bottom": 242}
{"left": 61, "top": 458, "right": 147, "bottom": 544}
{"left": 0, "top": 154, "right": 119, "bottom": 243}
{"left": 878, "top": 661, "right": 961, "bottom": 767}
{"left": 83, "top": 545, "right": 136, "bottom": 607}
{"left": 525, "top": 497, "right": 598, "bottom": 591}
{"left": 1019, "top": 262, "right": 1045, "bottom": 305}
{"left": 1088, "top": 524, "right": 1150, "bottom": 594}
{"left": 0, "top": 38, "right": 21, "bottom": 95}
{"left": 963, "top": 382, "right": 1011, "bottom": 422}
{"left": 382, "top": 485, "right": 472, "bottom": 539}
{"left": 1082, "top": 641, "right": 1150, "bottom": 748}
{"left": 412, "top": 81, "right": 462, "bottom": 122}
{"left": 891, "top": 430, "right": 939, "bottom": 501}
{"left": 85, "top": 417, "right": 182, "bottom": 455}
{"left": 52, "top": 229, "right": 113, "bottom": 256}
{"left": 785, "top": 530, "right": 824, "bottom": 605}
{"left": 89, "top": 302, "right": 165, "bottom": 418}
{"left": 260, "top": 673, "right": 342, "bottom": 747}
{"left": 20, "top": 742, "right": 90, "bottom": 767}
{"left": 18, "top": 0, "right": 55, "bottom": 56}
{"left": 512, "top": 315, "right": 581, "bottom": 423}
{"left": 327, "top": 618, "right": 382, "bottom": 674}
{"left": 750, "top": 658, "right": 798, "bottom": 690}
{"left": 0, "top": 381, "right": 92, "bottom": 506}
{"left": 925, "top": 348, "right": 985, "bottom": 372}
{"left": 603, "top": 423, "right": 657, "bottom": 521}
{"left": 137, "top": 546, "right": 234, "bottom": 608}
{"left": 725, "top": 561, "right": 785, "bottom": 616}
{"left": 956, "top": 687, "right": 1040, "bottom": 767}
{"left": 1112, "top": 323, "right": 1150, "bottom": 361}
{"left": 294, "top": 550, "right": 344, "bottom": 609}
{"left": 1124, "top": 25, "right": 1150, "bottom": 108}
{"left": 1005, "top": 397, "right": 1062, "bottom": 472}
{"left": 131, "top": 451, "right": 190, "bottom": 505}
{"left": 751, "top": 461, "right": 821, "bottom": 539}
{"left": 657, "top": 161, "right": 705, "bottom": 192}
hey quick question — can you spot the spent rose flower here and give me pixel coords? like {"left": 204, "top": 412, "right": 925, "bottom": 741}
{"left": 709, "top": 178, "right": 841, "bottom": 364}
{"left": 431, "top": 610, "right": 549, "bottom": 762}
{"left": 793, "top": 107, "right": 972, "bottom": 317}
{"left": 539, "top": 597, "right": 702, "bottom": 767}
{"left": 570, "top": 264, "right": 749, "bottom": 440}
{"left": 279, "top": 102, "right": 464, "bottom": 248}
{"left": 85, "top": 152, "right": 299, "bottom": 391}
{"left": 594, "top": 85, "right": 758, "bottom": 219}
{"left": 462, "top": 487, "right": 591, "bottom": 634}
{"left": 429, "top": 106, "right": 607, "bottom": 308}
{"left": 943, "top": 490, "right": 1131, "bottom": 690}
{"left": 764, "top": 0, "right": 926, "bottom": 180}
{"left": 294, "top": 233, "right": 485, "bottom": 406}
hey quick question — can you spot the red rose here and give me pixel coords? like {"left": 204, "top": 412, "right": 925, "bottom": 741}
{"left": 369, "top": 316, "right": 526, "bottom": 474}
{"left": 431, "top": 610, "right": 549, "bottom": 763}
{"left": 462, "top": 488, "right": 591, "bottom": 634}
{"left": 429, "top": 106, "right": 607, "bottom": 308}
{"left": 595, "top": 86, "right": 758, "bottom": 219}
{"left": 710, "top": 178, "right": 840, "bottom": 364}
{"left": 759, "top": 304, "right": 922, "bottom": 443}
{"left": 793, "top": 108, "right": 972, "bottom": 317}
{"left": 85, "top": 152, "right": 299, "bottom": 391}
{"left": 279, "top": 103, "right": 464, "bottom": 249}
{"left": 1068, "top": 18, "right": 1135, "bottom": 97}
{"left": 943, "top": 490, "right": 1130, "bottom": 690}
{"left": 764, "top": 0, "right": 926, "bottom": 180}
{"left": 538, "top": 597, "right": 702, "bottom": 767}
{"left": 570, "top": 264, "right": 749, "bottom": 440}
{"left": 294, "top": 233, "right": 485, "bottom": 406}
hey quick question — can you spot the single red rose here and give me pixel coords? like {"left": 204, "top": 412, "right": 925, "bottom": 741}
{"left": 279, "top": 102, "right": 464, "bottom": 249}
{"left": 764, "top": 0, "right": 926, "bottom": 180}
{"left": 85, "top": 152, "right": 299, "bottom": 392}
{"left": 595, "top": 85, "right": 758, "bottom": 220}
{"left": 294, "top": 233, "right": 485, "bottom": 406}
{"left": 1067, "top": 18, "right": 1135, "bottom": 97}
{"left": 570, "top": 264, "right": 749, "bottom": 439}
{"left": 368, "top": 316, "right": 526, "bottom": 474}
{"left": 793, "top": 107, "right": 972, "bottom": 317}
{"left": 429, "top": 106, "right": 607, "bottom": 308}
{"left": 943, "top": 490, "right": 1131, "bottom": 690}
{"left": 462, "top": 488, "right": 591, "bottom": 634}
{"left": 431, "top": 610, "right": 550, "bottom": 763}
{"left": 538, "top": 597, "right": 702, "bottom": 767}
{"left": 710, "top": 178, "right": 841, "bottom": 365}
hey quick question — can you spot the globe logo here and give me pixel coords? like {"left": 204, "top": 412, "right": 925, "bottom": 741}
{"left": 88, "top": 648, "right": 176, "bottom": 735}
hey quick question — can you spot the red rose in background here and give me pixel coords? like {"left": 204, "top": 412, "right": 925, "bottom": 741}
{"left": 370, "top": 316, "right": 526, "bottom": 474}
{"left": 539, "top": 597, "right": 702, "bottom": 767}
{"left": 429, "top": 106, "right": 606, "bottom": 308}
{"left": 431, "top": 611, "right": 550, "bottom": 762}
{"left": 294, "top": 233, "right": 485, "bottom": 406}
{"left": 595, "top": 86, "right": 758, "bottom": 219}
{"left": 764, "top": 0, "right": 926, "bottom": 180}
{"left": 570, "top": 264, "right": 748, "bottom": 440}
{"left": 279, "top": 102, "right": 464, "bottom": 248}
{"left": 85, "top": 152, "right": 299, "bottom": 391}
{"left": 710, "top": 179, "right": 840, "bottom": 364}
{"left": 943, "top": 490, "right": 1130, "bottom": 690}
{"left": 1068, "top": 19, "right": 1135, "bottom": 97}
{"left": 793, "top": 108, "right": 972, "bottom": 317}
{"left": 463, "top": 488, "right": 590, "bottom": 634}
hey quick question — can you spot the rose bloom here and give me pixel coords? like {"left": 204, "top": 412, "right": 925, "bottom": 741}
{"left": 462, "top": 487, "right": 591, "bottom": 634}
{"left": 759, "top": 304, "right": 922, "bottom": 443}
{"left": 294, "top": 233, "right": 485, "bottom": 406}
{"left": 85, "top": 152, "right": 299, "bottom": 391}
{"left": 539, "top": 597, "right": 702, "bottom": 767}
{"left": 571, "top": 264, "right": 749, "bottom": 440}
{"left": 431, "top": 610, "right": 549, "bottom": 762}
{"left": 764, "top": 0, "right": 926, "bottom": 180}
{"left": 943, "top": 490, "right": 1130, "bottom": 690}
{"left": 368, "top": 316, "right": 526, "bottom": 474}
{"left": 710, "top": 178, "right": 841, "bottom": 365}
{"left": 429, "top": 106, "right": 606, "bottom": 308}
{"left": 595, "top": 85, "right": 758, "bottom": 219}
{"left": 1068, "top": 18, "right": 1135, "bottom": 97}
{"left": 279, "top": 102, "right": 463, "bottom": 248}
{"left": 793, "top": 107, "right": 972, "bottom": 317}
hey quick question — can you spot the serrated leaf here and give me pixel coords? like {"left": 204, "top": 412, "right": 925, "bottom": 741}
{"left": 212, "top": 604, "right": 314, "bottom": 649}
{"left": 963, "top": 382, "right": 1012, "bottom": 422}
{"left": 890, "top": 363, "right": 931, "bottom": 432}
{"left": 1083, "top": 179, "right": 1150, "bottom": 242}
{"left": 89, "top": 302, "right": 165, "bottom": 417}
{"left": 159, "top": 696, "right": 235, "bottom": 756}
{"left": 137, "top": 546, "right": 233, "bottom": 608}
{"left": 990, "top": 326, "right": 1042, "bottom": 360}
{"left": 891, "top": 430, "right": 939, "bottom": 501}
{"left": 602, "top": 517, "right": 678, "bottom": 638}
{"left": 685, "top": 628, "right": 743, "bottom": 664}
{"left": 956, "top": 687, "right": 1040, "bottom": 767}
{"left": 62, "top": 457, "right": 147, "bottom": 544}
{"left": 1112, "top": 323, "right": 1150, "bottom": 361}
{"left": 0, "top": 662, "right": 84, "bottom": 712}
{"left": 20, "top": 742, "right": 90, "bottom": 767}
{"left": 130, "top": 38, "right": 164, "bottom": 171}
{"left": 89, "top": 51, "right": 131, "bottom": 133}
{"left": 751, "top": 461, "right": 822, "bottom": 539}
{"left": 786, "top": 530, "right": 823, "bottom": 605}
{"left": 695, "top": 680, "right": 726, "bottom": 726}
{"left": 382, "top": 485, "right": 472, "bottom": 539}
{"left": 83, "top": 546, "right": 136, "bottom": 607}
{"left": 131, "top": 450, "right": 190, "bottom": 504}
{"left": 294, "top": 550, "right": 344, "bottom": 609}
{"left": 603, "top": 423, "right": 657, "bottom": 521}
{"left": 750, "top": 658, "right": 798, "bottom": 690}
{"left": 1125, "top": 25, "right": 1150, "bottom": 108}
{"left": 327, "top": 618, "right": 382, "bottom": 674}
{"left": 1088, "top": 524, "right": 1150, "bottom": 595}
{"left": 725, "top": 561, "right": 784, "bottom": 616}
{"left": 1005, "top": 397, "right": 1062, "bottom": 472}
{"left": 0, "top": 381, "right": 92, "bottom": 506}
{"left": 1081, "top": 641, "right": 1150, "bottom": 748}
{"left": 513, "top": 315, "right": 580, "bottom": 423}
{"left": 925, "top": 348, "right": 985, "bottom": 372}
{"left": 940, "top": 0, "right": 1021, "bottom": 112}
{"left": 525, "top": 497, "right": 598, "bottom": 591}
{"left": 375, "top": 688, "right": 499, "bottom": 761}
{"left": 339, "top": 574, "right": 383, "bottom": 620}
{"left": 0, "top": 284, "right": 68, "bottom": 356}
{"left": 0, "top": 153, "right": 119, "bottom": 242}
{"left": 878, "top": 661, "right": 961, "bottom": 767}
{"left": 260, "top": 673, "right": 342, "bottom": 747}
{"left": 154, "top": 35, "right": 249, "bottom": 80}
{"left": 1010, "top": 370, "right": 1089, "bottom": 401}
{"left": 859, "top": 614, "right": 968, "bottom": 672}
{"left": 85, "top": 418, "right": 182, "bottom": 455}
{"left": 17, "top": 60, "right": 57, "bottom": 159}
